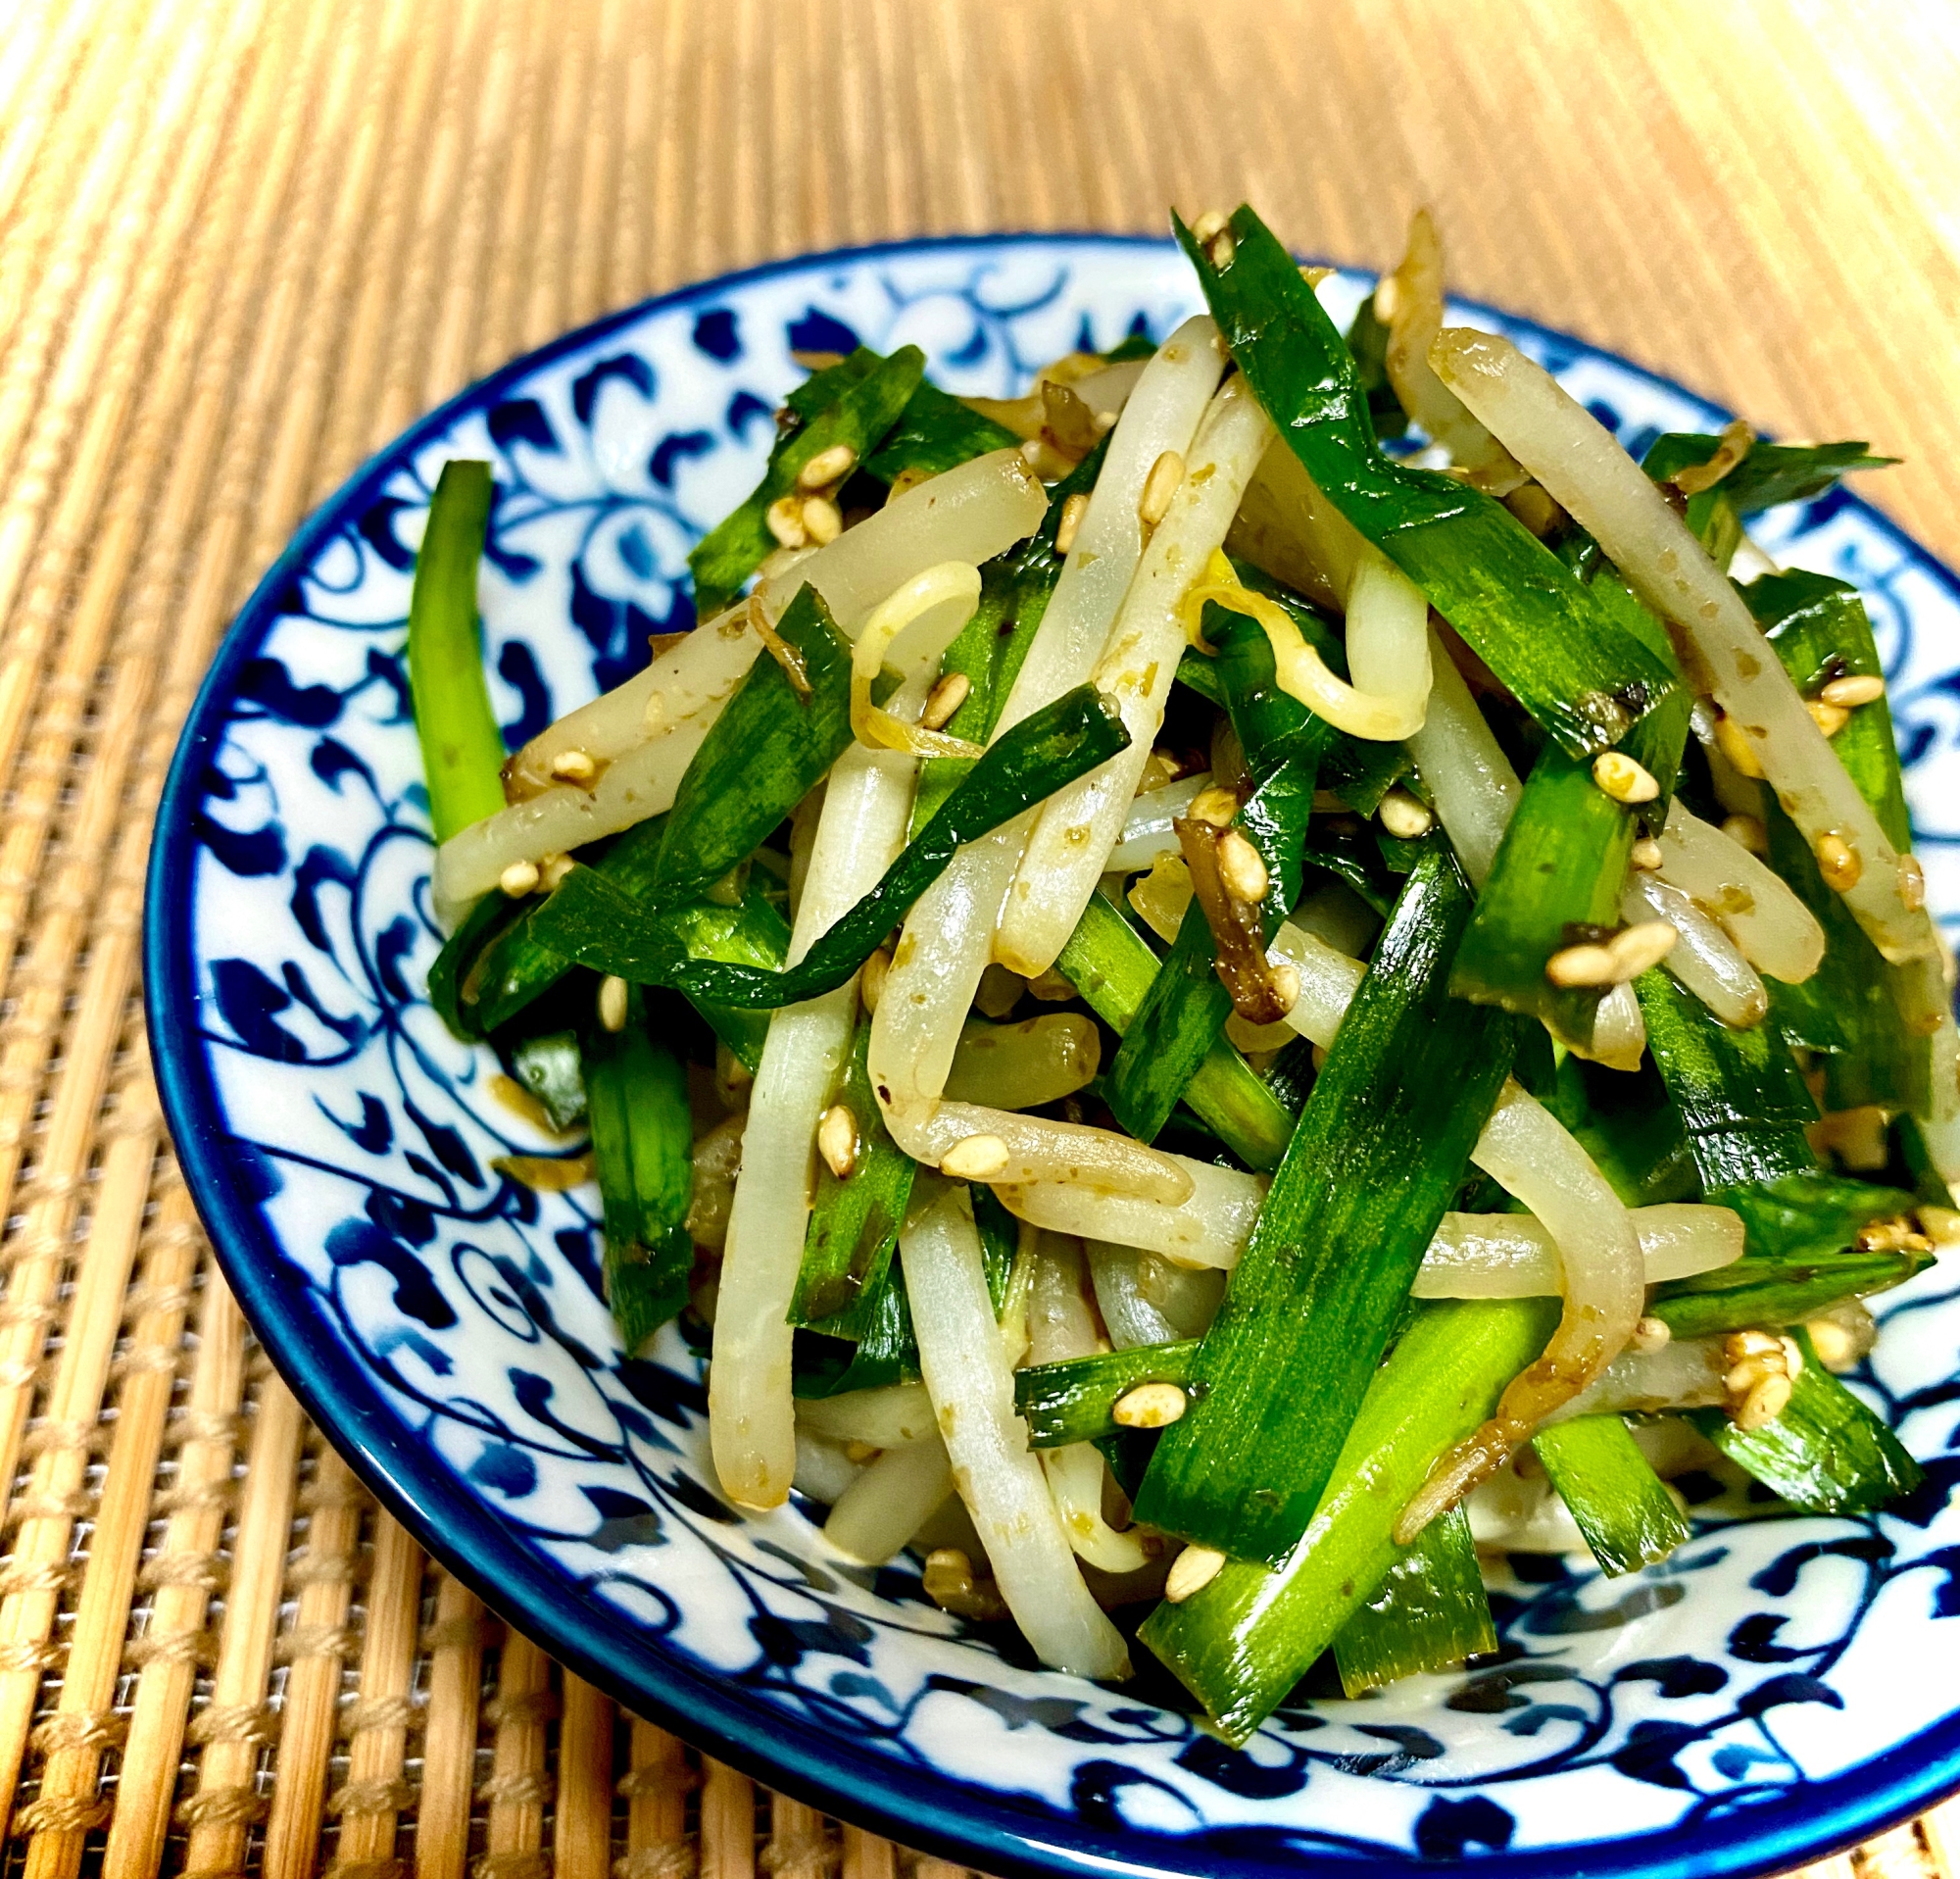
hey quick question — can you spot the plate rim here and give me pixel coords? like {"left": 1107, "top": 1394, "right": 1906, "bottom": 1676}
{"left": 144, "top": 228, "right": 1960, "bottom": 1879}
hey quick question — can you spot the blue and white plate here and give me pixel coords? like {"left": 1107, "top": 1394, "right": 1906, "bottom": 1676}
{"left": 146, "top": 235, "right": 1960, "bottom": 1879}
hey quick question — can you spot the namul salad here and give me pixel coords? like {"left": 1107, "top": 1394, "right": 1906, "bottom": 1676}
{"left": 416, "top": 203, "right": 1958, "bottom": 1744}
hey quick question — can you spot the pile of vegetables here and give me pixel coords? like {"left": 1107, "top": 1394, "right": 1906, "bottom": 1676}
{"left": 416, "top": 206, "right": 1956, "bottom": 1736}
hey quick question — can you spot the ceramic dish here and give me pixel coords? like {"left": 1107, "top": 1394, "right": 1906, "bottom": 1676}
{"left": 146, "top": 234, "right": 1960, "bottom": 1879}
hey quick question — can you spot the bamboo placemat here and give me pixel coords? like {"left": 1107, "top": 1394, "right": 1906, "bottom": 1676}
{"left": 1, "top": 2, "right": 1958, "bottom": 1875}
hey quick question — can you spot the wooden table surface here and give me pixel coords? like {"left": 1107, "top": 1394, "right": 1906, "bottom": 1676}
{"left": 0, "top": 2, "right": 1956, "bottom": 1876}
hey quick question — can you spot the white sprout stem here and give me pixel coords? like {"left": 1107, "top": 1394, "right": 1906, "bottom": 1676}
{"left": 868, "top": 320, "right": 1224, "bottom": 1128}
{"left": 903, "top": 1183, "right": 1131, "bottom": 1678}
{"left": 1342, "top": 547, "right": 1433, "bottom": 731}
{"left": 943, "top": 1014, "right": 1102, "bottom": 1112}
{"left": 822, "top": 1437, "right": 955, "bottom": 1565}
{"left": 710, "top": 679, "right": 926, "bottom": 1509}
{"left": 1008, "top": 1149, "right": 1735, "bottom": 1296}
{"left": 1412, "top": 1203, "right": 1743, "bottom": 1299}
{"left": 792, "top": 1430, "right": 864, "bottom": 1507}
{"left": 796, "top": 1383, "right": 937, "bottom": 1449}
{"left": 771, "top": 446, "right": 1048, "bottom": 632}
{"left": 996, "top": 376, "right": 1277, "bottom": 976}
{"left": 1087, "top": 1244, "right": 1182, "bottom": 1348}
{"left": 997, "top": 1155, "right": 1267, "bottom": 1269}
{"left": 1546, "top": 1335, "right": 1731, "bottom": 1420}
{"left": 504, "top": 601, "right": 755, "bottom": 798}
{"left": 1404, "top": 627, "right": 1523, "bottom": 888}
{"left": 1105, "top": 770, "right": 1214, "bottom": 871}
{"left": 1087, "top": 1243, "right": 1224, "bottom": 1347}
{"left": 1379, "top": 208, "right": 1527, "bottom": 495}
{"left": 492, "top": 446, "right": 1044, "bottom": 815}
{"left": 1625, "top": 871, "right": 1769, "bottom": 1030}
{"left": 1394, "top": 1080, "right": 1647, "bottom": 1541}
{"left": 1654, "top": 798, "right": 1824, "bottom": 985}
{"left": 1433, "top": 327, "right": 1935, "bottom": 966}
{"left": 893, "top": 1102, "right": 1195, "bottom": 1205}
{"left": 433, "top": 711, "right": 716, "bottom": 917}
{"left": 1029, "top": 1236, "right": 1151, "bottom": 1573}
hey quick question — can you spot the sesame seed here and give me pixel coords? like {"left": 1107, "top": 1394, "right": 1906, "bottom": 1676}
{"left": 800, "top": 495, "right": 843, "bottom": 545}
{"left": 1190, "top": 209, "right": 1230, "bottom": 245}
{"left": 499, "top": 860, "right": 541, "bottom": 898}
{"left": 1726, "top": 1329, "right": 1783, "bottom": 1360}
{"left": 1207, "top": 230, "right": 1236, "bottom": 270}
{"left": 1165, "top": 1544, "right": 1227, "bottom": 1603}
{"left": 1607, "top": 918, "right": 1679, "bottom": 980}
{"left": 1112, "top": 1382, "right": 1188, "bottom": 1429}
{"left": 1188, "top": 785, "right": 1240, "bottom": 827}
{"left": 796, "top": 442, "right": 858, "bottom": 491}
{"left": 1271, "top": 961, "right": 1301, "bottom": 1015}
{"left": 1592, "top": 751, "right": 1660, "bottom": 804}
{"left": 941, "top": 1134, "right": 1010, "bottom": 1181}
{"left": 1027, "top": 966, "right": 1077, "bottom": 1002}
{"left": 597, "top": 974, "right": 629, "bottom": 1033}
{"left": 859, "top": 946, "right": 891, "bottom": 1014}
{"left": 1814, "top": 831, "right": 1862, "bottom": 891}
{"left": 1720, "top": 814, "right": 1768, "bottom": 856}
{"left": 1139, "top": 451, "right": 1185, "bottom": 529}
{"left": 1735, "top": 1371, "right": 1792, "bottom": 1431}
{"left": 1216, "top": 830, "right": 1270, "bottom": 904}
{"left": 1901, "top": 855, "right": 1927, "bottom": 911}
{"left": 1630, "top": 837, "right": 1665, "bottom": 870}
{"left": 539, "top": 853, "right": 574, "bottom": 891}
{"left": 1544, "top": 943, "right": 1619, "bottom": 989}
{"left": 1780, "top": 1334, "right": 1804, "bottom": 1379}
{"left": 1821, "top": 673, "right": 1885, "bottom": 709}
{"left": 1726, "top": 1357, "right": 1776, "bottom": 1396}
{"left": 1377, "top": 788, "right": 1434, "bottom": 839}
{"left": 1630, "top": 1315, "right": 1672, "bottom": 1355}
{"left": 1054, "top": 492, "right": 1090, "bottom": 556}
{"left": 817, "top": 1104, "right": 859, "bottom": 1181}
{"left": 1712, "top": 711, "right": 1766, "bottom": 779}
{"left": 765, "top": 495, "right": 808, "bottom": 548}
{"left": 1806, "top": 699, "right": 1849, "bottom": 738}
{"left": 921, "top": 670, "right": 971, "bottom": 731}
{"left": 1804, "top": 1316, "right": 1857, "bottom": 1372}
{"left": 551, "top": 747, "right": 597, "bottom": 784}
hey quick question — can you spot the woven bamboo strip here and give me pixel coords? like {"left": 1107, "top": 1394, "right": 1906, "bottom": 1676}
{"left": 839, "top": 1830, "right": 893, "bottom": 1879}
{"left": 326, "top": 1511, "right": 424, "bottom": 1879}
{"left": 416, "top": 1, "right": 530, "bottom": 422}
{"left": 368, "top": 0, "right": 496, "bottom": 448}
{"left": 766, "top": 1798, "right": 830, "bottom": 1879}
{"left": 416, "top": 1573, "right": 490, "bottom": 1879}
{"left": 177, "top": 1373, "right": 306, "bottom": 1874}
{"left": 238, "top": 0, "right": 419, "bottom": 580}
{"left": 0, "top": 0, "right": 88, "bottom": 234}
{"left": 18, "top": 1175, "right": 207, "bottom": 1879}
{"left": 479, "top": 1631, "right": 554, "bottom": 1879}
{"left": 552, "top": 1676, "right": 613, "bottom": 1879}
{"left": 0, "top": 0, "right": 339, "bottom": 1181}
{"left": 101, "top": 1259, "right": 245, "bottom": 1879}
{"left": 564, "top": 0, "right": 623, "bottom": 336}
{"left": 0, "top": 0, "right": 269, "bottom": 987}
{"left": 308, "top": 0, "right": 454, "bottom": 493}
{"left": 0, "top": 1066, "right": 160, "bottom": 1828}
{"left": 699, "top": 1762, "right": 754, "bottom": 1879}
{"left": 0, "top": 0, "right": 210, "bottom": 506}
{"left": 0, "top": 0, "right": 145, "bottom": 351}
{"left": 621, "top": 1722, "right": 688, "bottom": 1879}
{"left": 466, "top": 0, "right": 555, "bottom": 387}
{"left": 514, "top": 0, "right": 598, "bottom": 360}
{"left": 262, "top": 1450, "right": 368, "bottom": 1879}
{"left": 0, "top": 0, "right": 258, "bottom": 690}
